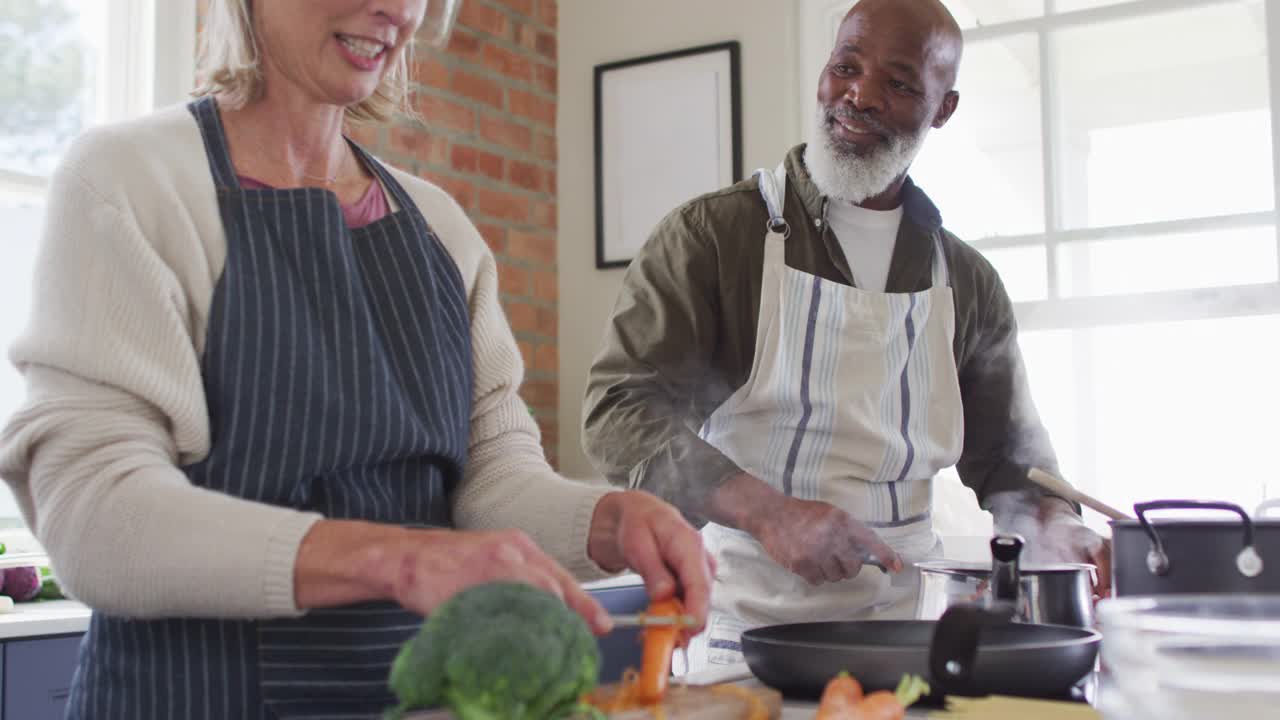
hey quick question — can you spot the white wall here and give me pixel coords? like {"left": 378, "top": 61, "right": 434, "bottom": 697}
{"left": 557, "top": 0, "right": 801, "bottom": 478}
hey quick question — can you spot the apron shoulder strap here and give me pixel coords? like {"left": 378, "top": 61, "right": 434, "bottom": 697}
{"left": 930, "top": 234, "right": 952, "bottom": 288}
{"left": 754, "top": 162, "right": 791, "bottom": 238}
{"left": 188, "top": 96, "right": 240, "bottom": 191}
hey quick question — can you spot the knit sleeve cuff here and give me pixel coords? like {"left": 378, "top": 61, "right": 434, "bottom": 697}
{"left": 566, "top": 484, "right": 622, "bottom": 581}
{"left": 262, "top": 511, "right": 325, "bottom": 617}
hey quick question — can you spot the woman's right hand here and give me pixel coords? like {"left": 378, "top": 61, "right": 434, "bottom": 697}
{"left": 389, "top": 527, "right": 614, "bottom": 633}
{"left": 294, "top": 520, "right": 614, "bottom": 634}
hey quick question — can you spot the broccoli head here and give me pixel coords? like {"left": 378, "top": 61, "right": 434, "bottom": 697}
{"left": 388, "top": 582, "right": 600, "bottom": 719}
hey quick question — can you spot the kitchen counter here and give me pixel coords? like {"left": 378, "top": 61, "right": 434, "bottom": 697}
{"left": 0, "top": 599, "right": 91, "bottom": 640}
{"left": 682, "top": 663, "right": 932, "bottom": 718}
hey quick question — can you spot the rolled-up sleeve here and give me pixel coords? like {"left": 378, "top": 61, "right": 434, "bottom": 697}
{"left": 955, "top": 272, "right": 1076, "bottom": 512}
{"left": 582, "top": 207, "right": 741, "bottom": 526}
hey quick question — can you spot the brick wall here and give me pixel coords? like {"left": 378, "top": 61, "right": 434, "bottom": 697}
{"left": 196, "top": 1, "right": 562, "bottom": 465}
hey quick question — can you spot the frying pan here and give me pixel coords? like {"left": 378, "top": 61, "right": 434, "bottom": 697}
{"left": 741, "top": 605, "right": 1100, "bottom": 700}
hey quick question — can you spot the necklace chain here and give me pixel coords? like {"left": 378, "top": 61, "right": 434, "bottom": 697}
{"left": 246, "top": 133, "right": 354, "bottom": 186}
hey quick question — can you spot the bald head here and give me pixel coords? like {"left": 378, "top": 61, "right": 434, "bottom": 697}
{"left": 807, "top": 0, "right": 964, "bottom": 207}
{"left": 841, "top": 0, "right": 963, "bottom": 91}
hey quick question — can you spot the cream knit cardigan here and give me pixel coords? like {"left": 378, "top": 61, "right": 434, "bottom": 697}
{"left": 0, "top": 104, "right": 613, "bottom": 619}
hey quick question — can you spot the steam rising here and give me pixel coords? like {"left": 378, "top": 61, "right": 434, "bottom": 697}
{"left": 989, "top": 491, "right": 1103, "bottom": 565}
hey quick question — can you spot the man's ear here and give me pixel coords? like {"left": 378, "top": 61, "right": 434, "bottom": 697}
{"left": 932, "top": 90, "right": 960, "bottom": 129}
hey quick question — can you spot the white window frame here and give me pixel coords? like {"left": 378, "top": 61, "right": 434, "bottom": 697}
{"left": 0, "top": 0, "right": 195, "bottom": 200}
{"left": 0, "top": 0, "right": 195, "bottom": 530}
{"left": 796, "top": 0, "right": 1280, "bottom": 330}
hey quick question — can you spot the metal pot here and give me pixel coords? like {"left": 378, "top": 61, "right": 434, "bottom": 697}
{"left": 915, "top": 535, "right": 1096, "bottom": 628}
{"left": 1110, "top": 499, "right": 1280, "bottom": 596}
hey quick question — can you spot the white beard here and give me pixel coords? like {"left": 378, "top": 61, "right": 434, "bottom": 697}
{"left": 804, "top": 105, "right": 928, "bottom": 204}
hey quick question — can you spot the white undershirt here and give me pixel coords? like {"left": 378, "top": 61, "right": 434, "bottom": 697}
{"left": 826, "top": 199, "right": 904, "bottom": 292}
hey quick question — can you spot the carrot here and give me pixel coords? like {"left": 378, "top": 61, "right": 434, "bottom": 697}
{"left": 816, "top": 670, "right": 864, "bottom": 718}
{"left": 636, "top": 597, "right": 684, "bottom": 704}
{"left": 849, "top": 691, "right": 908, "bottom": 720}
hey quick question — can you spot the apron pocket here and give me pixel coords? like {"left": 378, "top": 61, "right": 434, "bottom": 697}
{"left": 257, "top": 602, "right": 420, "bottom": 718}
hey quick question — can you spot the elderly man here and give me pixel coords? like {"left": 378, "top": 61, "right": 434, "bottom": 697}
{"left": 583, "top": 0, "right": 1111, "bottom": 669}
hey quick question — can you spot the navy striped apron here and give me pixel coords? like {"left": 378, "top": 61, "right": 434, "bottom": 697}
{"left": 65, "top": 96, "right": 473, "bottom": 719}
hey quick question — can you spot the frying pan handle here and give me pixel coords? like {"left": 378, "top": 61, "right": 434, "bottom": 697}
{"left": 1134, "top": 500, "right": 1262, "bottom": 578}
{"left": 928, "top": 604, "right": 1016, "bottom": 697}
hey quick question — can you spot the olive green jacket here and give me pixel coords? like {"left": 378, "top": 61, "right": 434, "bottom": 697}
{"left": 582, "top": 145, "right": 1064, "bottom": 525}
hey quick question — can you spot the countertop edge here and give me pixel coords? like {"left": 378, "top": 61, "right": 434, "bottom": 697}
{"left": 0, "top": 599, "right": 92, "bottom": 640}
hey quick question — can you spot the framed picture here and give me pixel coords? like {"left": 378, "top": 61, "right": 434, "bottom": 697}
{"left": 594, "top": 42, "right": 742, "bottom": 269}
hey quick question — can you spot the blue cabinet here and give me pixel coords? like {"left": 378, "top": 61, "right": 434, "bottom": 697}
{"left": 0, "top": 585, "right": 652, "bottom": 715}
{"left": 3, "top": 634, "right": 81, "bottom": 720}
{"left": 588, "top": 584, "right": 650, "bottom": 684}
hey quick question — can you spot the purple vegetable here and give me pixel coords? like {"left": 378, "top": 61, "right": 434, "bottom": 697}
{"left": 4, "top": 567, "right": 40, "bottom": 602}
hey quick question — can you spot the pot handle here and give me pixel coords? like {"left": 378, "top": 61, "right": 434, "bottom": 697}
{"left": 929, "top": 603, "right": 1016, "bottom": 697}
{"left": 989, "top": 535, "right": 1024, "bottom": 607}
{"left": 1134, "top": 500, "right": 1263, "bottom": 579}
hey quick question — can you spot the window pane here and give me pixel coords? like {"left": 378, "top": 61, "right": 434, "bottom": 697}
{"left": 1021, "top": 316, "right": 1280, "bottom": 533}
{"left": 912, "top": 33, "right": 1045, "bottom": 240}
{"left": 1053, "top": 1, "right": 1272, "bottom": 229}
{"left": 0, "top": 0, "right": 102, "bottom": 177}
{"left": 1057, "top": 226, "right": 1279, "bottom": 297}
{"left": 0, "top": 189, "right": 42, "bottom": 523}
{"left": 943, "top": 0, "right": 1045, "bottom": 29}
{"left": 981, "top": 245, "right": 1049, "bottom": 302}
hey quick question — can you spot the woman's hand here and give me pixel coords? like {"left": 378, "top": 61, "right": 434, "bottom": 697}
{"left": 586, "top": 491, "right": 714, "bottom": 632}
{"left": 295, "top": 520, "right": 613, "bottom": 634}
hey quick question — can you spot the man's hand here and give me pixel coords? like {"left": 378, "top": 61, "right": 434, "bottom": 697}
{"left": 751, "top": 496, "right": 903, "bottom": 585}
{"left": 587, "top": 491, "right": 714, "bottom": 633}
{"left": 1034, "top": 497, "right": 1113, "bottom": 599}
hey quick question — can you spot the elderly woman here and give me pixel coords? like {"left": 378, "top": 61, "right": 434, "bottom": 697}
{"left": 0, "top": 0, "right": 711, "bottom": 717}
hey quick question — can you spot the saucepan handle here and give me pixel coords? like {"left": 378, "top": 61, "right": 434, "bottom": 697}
{"left": 989, "top": 535, "right": 1024, "bottom": 606}
{"left": 928, "top": 604, "right": 1016, "bottom": 697}
{"left": 1134, "top": 500, "right": 1262, "bottom": 579}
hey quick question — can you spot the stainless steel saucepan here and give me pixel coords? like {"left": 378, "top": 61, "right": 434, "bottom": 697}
{"left": 915, "top": 535, "right": 1097, "bottom": 628}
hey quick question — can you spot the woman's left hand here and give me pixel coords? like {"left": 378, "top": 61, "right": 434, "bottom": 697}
{"left": 588, "top": 491, "right": 714, "bottom": 632}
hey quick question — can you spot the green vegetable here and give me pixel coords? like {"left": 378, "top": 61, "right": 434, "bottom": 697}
{"left": 387, "top": 582, "right": 600, "bottom": 719}
{"left": 894, "top": 674, "right": 931, "bottom": 708}
{"left": 37, "top": 577, "right": 64, "bottom": 600}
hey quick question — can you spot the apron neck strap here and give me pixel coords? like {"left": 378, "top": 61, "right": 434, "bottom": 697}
{"left": 930, "top": 234, "right": 952, "bottom": 288}
{"left": 349, "top": 141, "right": 415, "bottom": 212}
{"left": 188, "top": 96, "right": 240, "bottom": 190}
{"left": 754, "top": 162, "right": 791, "bottom": 239}
{"left": 758, "top": 158, "right": 953, "bottom": 288}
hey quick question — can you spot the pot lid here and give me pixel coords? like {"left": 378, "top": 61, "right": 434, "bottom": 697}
{"left": 915, "top": 560, "right": 1095, "bottom": 575}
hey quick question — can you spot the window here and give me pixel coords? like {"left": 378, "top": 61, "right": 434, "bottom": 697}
{"left": 0, "top": 0, "right": 194, "bottom": 529}
{"left": 802, "top": 0, "right": 1280, "bottom": 530}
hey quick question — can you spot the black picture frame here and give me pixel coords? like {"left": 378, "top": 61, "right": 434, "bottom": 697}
{"left": 594, "top": 41, "right": 743, "bottom": 270}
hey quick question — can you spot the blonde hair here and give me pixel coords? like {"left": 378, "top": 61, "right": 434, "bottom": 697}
{"left": 194, "top": 0, "right": 415, "bottom": 123}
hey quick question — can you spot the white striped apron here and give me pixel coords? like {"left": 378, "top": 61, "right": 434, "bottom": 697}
{"left": 687, "top": 162, "right": 964, "bottom": 669}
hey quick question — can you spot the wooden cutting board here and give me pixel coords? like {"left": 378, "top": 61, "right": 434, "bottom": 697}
{"left": 406, "top": 681, "right": 783, "bottom": 719}
{"left": 590, "top": 682, "right": 783, "bottom": 719}
{"left": 931, "top": 696, "right": 1101, "bottom": 719}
